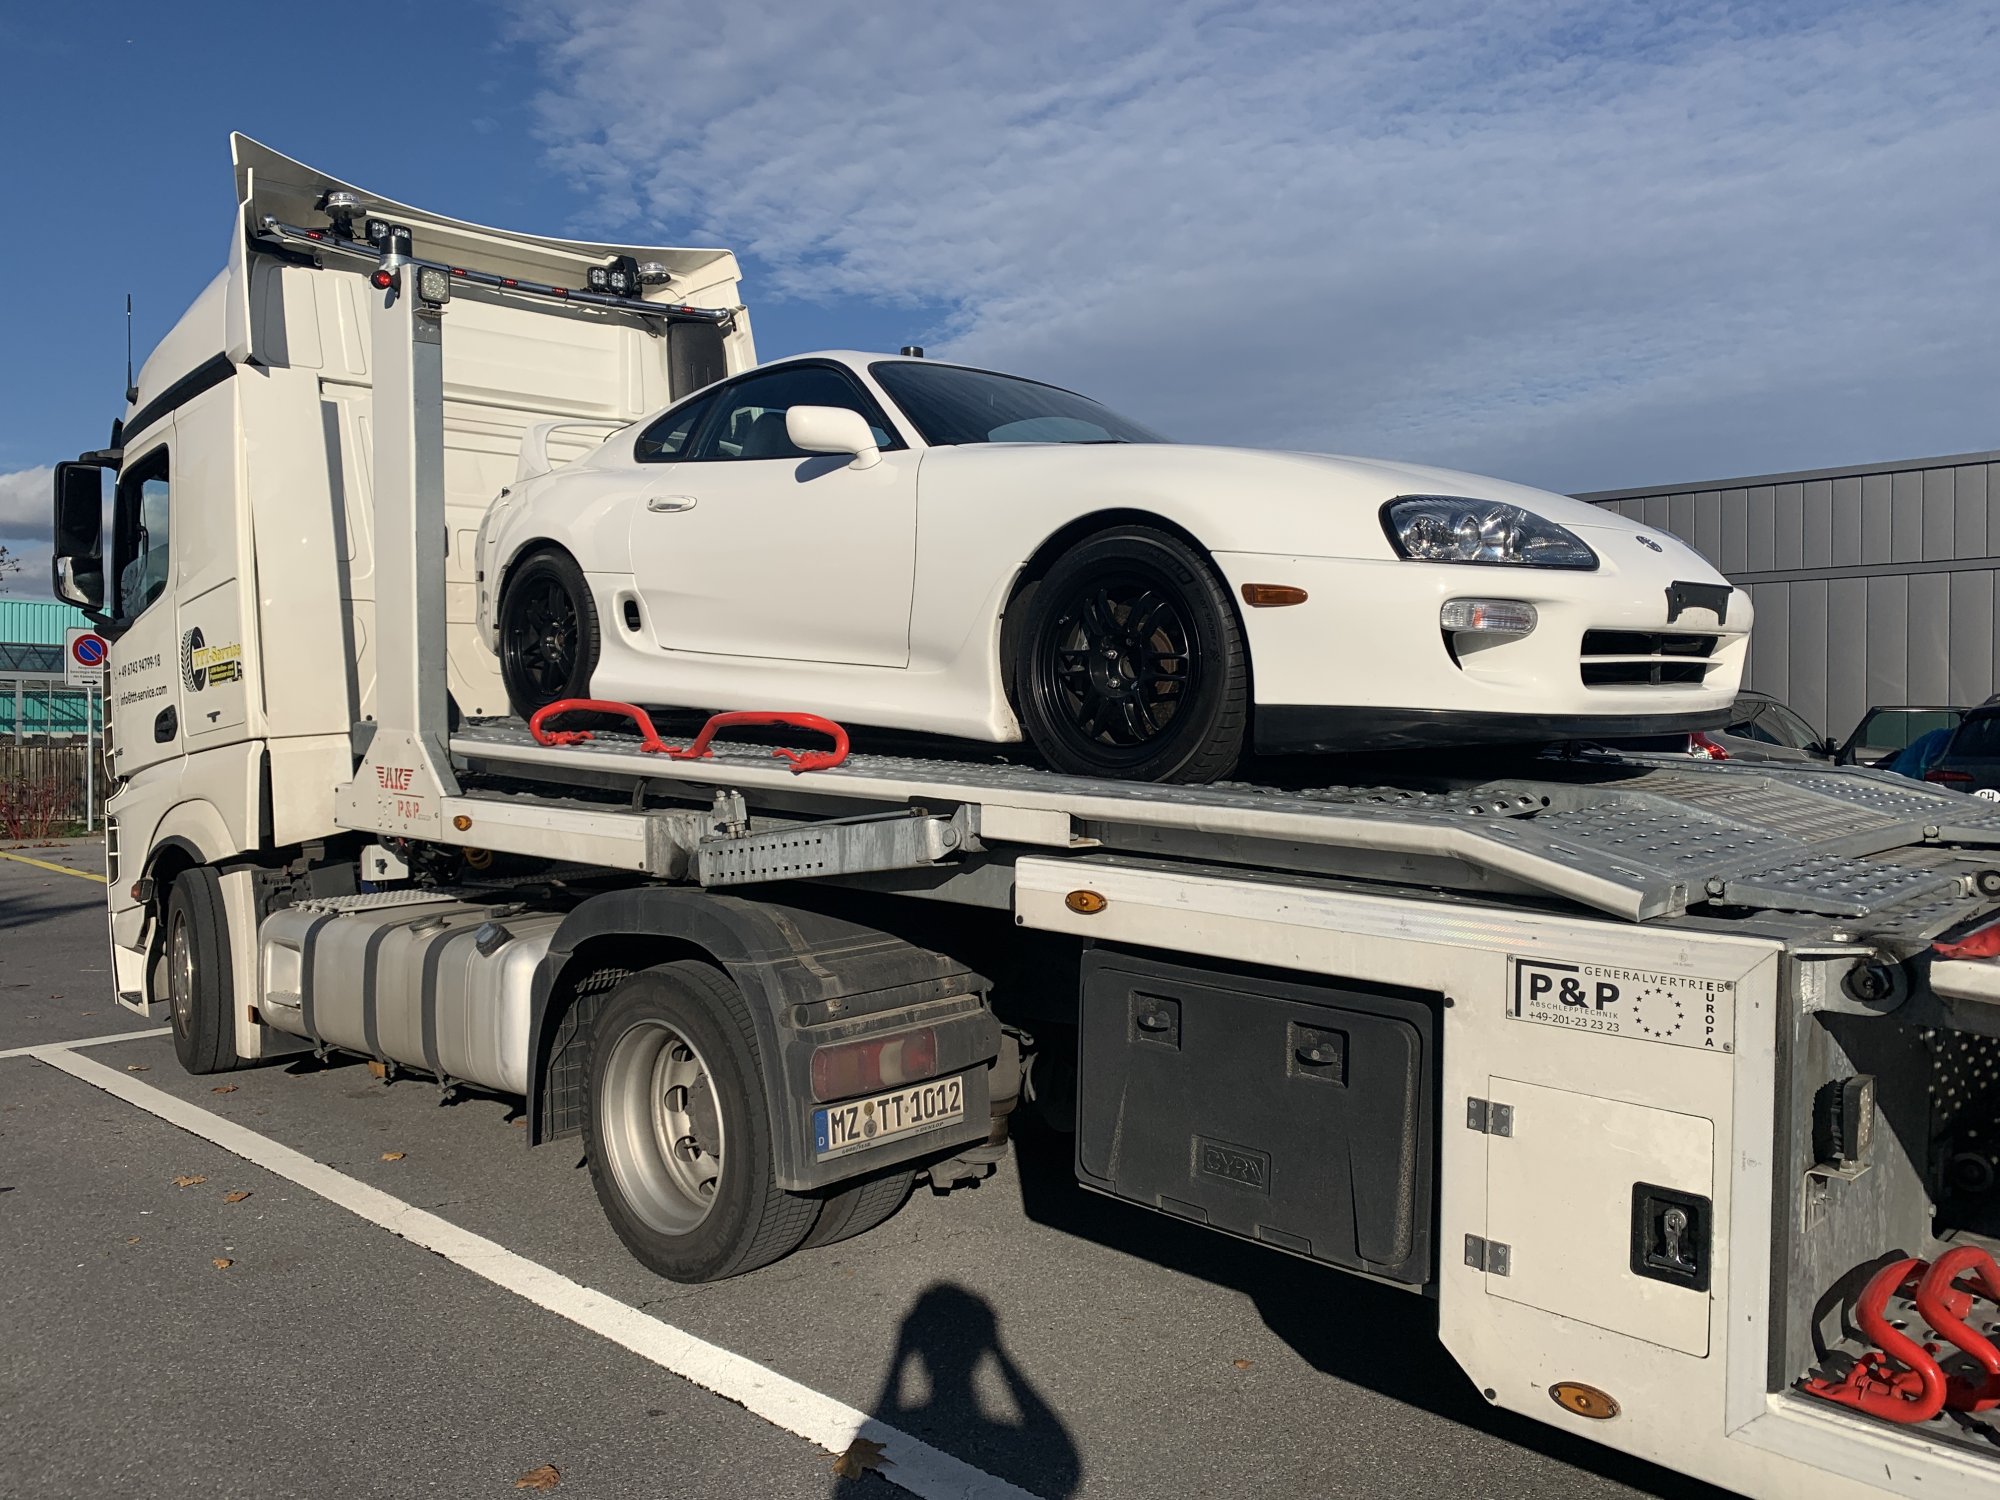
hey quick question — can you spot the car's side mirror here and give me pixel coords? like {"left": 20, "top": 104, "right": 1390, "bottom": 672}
{"left": 785, "top": 406, "right": 881, "bottom": 471}
{"left": 51, "top": 461, "right": 107, "bottom": 611}
{"left": 1814, "top": 738, "right": 1839, "bottom": 759}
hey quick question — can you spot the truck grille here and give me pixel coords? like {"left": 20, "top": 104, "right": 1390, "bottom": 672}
{"left": 1580, "top": 630, "right": 1719, "bottom": 687}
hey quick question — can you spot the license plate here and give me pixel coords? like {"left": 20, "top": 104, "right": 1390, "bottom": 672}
{"left": 813, "top": 1075, "right": 966, "bottom": 1160}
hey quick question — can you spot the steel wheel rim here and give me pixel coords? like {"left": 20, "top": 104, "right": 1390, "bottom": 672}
{"left": 1035, "top": 568, "right": 1199, "bottom": 758}
{"left": 168, "top": 908, "right": 195, "bottom": 1036}
{"left": 600, "top": 1018, "right": 725, "bottom": 1235}
{"left": 504, "top": 577, "right": 579, "bottom": 699}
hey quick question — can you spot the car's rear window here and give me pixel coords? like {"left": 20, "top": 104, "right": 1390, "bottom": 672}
{"left": 1947, "top": 715, "right": 2000, "bottom": 760}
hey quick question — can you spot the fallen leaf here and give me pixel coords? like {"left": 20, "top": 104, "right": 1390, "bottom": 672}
{"left": 831, "top": 1438, "right": 893, "bottom": 1480}
{"left": 211, "top": 1085, "right": 237, "bottom": 1095}
{"left": 367, "top": 1060, "right": 388, "bottom": 1080}
{"left": 172, "top": 1175, "right": 207, "bottom": 1188}
{"left": 126, "top": 1063, "right": 150, "bottom": 1072}
{"left": 212, "top": 1258, "right": 233, "bottom": 1270}
{"left": 223, "top": 1191, "right": 251, "bottom": 1204}
{"left": 511, "top": 1118, "right": 527, "bottom": 1128}
{"left": 1231, "top": 1359, "right": 1253, "bottom": 1371}
{"left": 514, "top": 1464, "right": 561, "bottom": 1491}
{"left": 125, "top": 1236, "right": 140, "bottom": 1245}
{"left": 380, "top": 1151, "right": 405, "bottom": 1162}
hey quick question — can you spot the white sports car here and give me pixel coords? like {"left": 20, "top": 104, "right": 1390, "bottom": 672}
{"left": 476, "top": 352, "right": 1750, "bottom": 782}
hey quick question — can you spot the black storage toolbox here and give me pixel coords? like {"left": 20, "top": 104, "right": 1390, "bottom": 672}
{"left": 1076, "top": 947, "right": 1436, "bottom": 1285}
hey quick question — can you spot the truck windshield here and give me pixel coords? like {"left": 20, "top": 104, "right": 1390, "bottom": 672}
{"left": 870, "top": 361, "right": 1167, "bottom": 446}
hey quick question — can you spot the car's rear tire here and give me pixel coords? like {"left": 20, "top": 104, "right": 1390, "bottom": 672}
{"left": 498, "top": 548, "right": 600, "bottom": 719}
{"left": 800, "top": 1167, "right": 917, "bottom": 1250}
{"left": 584, "top": 962, "right": 819, "bottom": 1283}
{"left": 1015, "top": 525, "right": 1247, "bottom": 783}
{"left": 165, "top": 867, "right": 246, "bottom": 1076}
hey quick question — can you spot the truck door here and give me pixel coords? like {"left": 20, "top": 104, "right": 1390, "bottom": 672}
{"left": 104, "top": 433, "right": 182, "bottom": 777}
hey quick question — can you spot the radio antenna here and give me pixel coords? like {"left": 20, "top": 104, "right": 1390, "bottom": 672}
{"left": 124, "top": 294, "right": 137, "bottom": 404}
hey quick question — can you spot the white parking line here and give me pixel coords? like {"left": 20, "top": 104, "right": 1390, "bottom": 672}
{"left": 27, "top": 1041, "right": 1040, "bottom": 1500}
{"left": 0, "top": 1025, "right": 171, "bottom": 1060}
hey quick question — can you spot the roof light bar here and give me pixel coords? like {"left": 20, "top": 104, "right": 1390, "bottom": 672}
{"left": 253, "top": 214, "right": 733, "bottom": 326}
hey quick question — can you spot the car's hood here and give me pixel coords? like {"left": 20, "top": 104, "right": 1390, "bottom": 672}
{"left": 916, "top": 441, "right": 1728, "bottom": 583}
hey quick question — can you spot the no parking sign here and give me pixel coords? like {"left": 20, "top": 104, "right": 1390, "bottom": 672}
{"left": 64, "top": 627, "right": 109, "bottom": 689}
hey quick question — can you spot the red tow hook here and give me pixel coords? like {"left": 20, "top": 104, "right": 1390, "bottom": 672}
{"left": 1800, "top": 1258, "right": 1947, "bottom": 1424}
{"left": 526, "top": 700, "right": 851, "bottom": 774}
{"left": 1914, "top": 1247, "right": 2000, "bottom": 1412}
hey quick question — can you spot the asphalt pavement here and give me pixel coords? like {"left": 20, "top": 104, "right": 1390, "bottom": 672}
{"left": 0, "top": 838, "right": 1735, "bottom": 1499}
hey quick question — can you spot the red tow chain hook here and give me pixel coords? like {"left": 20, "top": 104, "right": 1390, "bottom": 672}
{"left": 1800, "top": 1258, "right": 1947, "bottom": 1423}
{"left": 1915, "top": 1247, "right": 2000, "bottom": 1411}
{"left": 527, "top": 701, "right": 850, "bottom": 774}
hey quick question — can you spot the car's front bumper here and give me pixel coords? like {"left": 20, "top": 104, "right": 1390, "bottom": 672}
{"left": 1212, "top": 548, "right": 1752, "bottom": 752}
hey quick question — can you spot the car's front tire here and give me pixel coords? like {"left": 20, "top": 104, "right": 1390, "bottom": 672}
{"left": 1015, "top": 525, "right": 1247, "bottom": 783}
{"left": 498, "top": 548, "right": 600, "bottom": 719}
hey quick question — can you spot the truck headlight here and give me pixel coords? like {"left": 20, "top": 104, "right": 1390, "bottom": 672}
{"left": 1383, "top": 496, "right": 1598, "bottom": 569}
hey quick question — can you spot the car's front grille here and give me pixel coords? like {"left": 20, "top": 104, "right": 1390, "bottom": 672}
{"left": 1579, "top": 630, "right": 1719, "bottom": 687}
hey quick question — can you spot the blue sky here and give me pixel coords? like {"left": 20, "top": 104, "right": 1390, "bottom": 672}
{"left": 3, "top": 1, "right": 1996, "bottom": 598}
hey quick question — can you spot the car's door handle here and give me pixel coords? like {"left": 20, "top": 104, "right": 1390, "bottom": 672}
{"left": 646, "top": 495, "right": 698, "bottom": 513}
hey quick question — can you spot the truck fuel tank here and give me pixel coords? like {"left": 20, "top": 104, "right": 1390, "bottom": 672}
{"left": 258, "top": 892, "right": 563, "bottom": 1096}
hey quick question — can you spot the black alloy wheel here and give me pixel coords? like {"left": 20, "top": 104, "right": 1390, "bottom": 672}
{"left": 1016, "top": 525, "right": 1246, "bottom": 783}
{"left": 498, "top": 549, "right": 600, "bottom": 719}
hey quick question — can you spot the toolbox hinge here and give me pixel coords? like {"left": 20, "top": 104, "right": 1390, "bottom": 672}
{"left": 1464, "top": 1234, "right": 1513, "bottom": 1276}
{"left": 1466, "top": 1097, "right": 1514, "bottom": 1136}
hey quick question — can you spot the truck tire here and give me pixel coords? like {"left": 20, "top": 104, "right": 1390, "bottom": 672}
{"left": 164, "top": 867, "right": 245, "bottom": 1075}
{"left": 584, "top": 961, "right": 819, "bottom": 1283}
{"left": 800, "top": 1168, "right": 916, "bottom": 1251}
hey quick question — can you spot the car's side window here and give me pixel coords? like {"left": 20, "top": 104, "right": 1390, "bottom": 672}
{"left": 112, "top": 448, "right": 171, "bottom": 621}
{"left": 634, "top": 392, "right": 716, "bottom": 463}
{"left": 688, "top": 366, "right": 899, "bottom": 463}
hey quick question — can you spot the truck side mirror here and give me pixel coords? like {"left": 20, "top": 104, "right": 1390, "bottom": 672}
{"left": 51, "top": 462, "right": 107, "bottom": 611}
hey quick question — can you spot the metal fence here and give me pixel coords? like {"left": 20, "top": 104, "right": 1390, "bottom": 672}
{"left": 0, "top": 678, "right": 104, "bottom": 837}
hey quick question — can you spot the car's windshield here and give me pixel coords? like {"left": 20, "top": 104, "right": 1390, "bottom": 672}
{"left": 869, "top": 361, "right": 1167, "bottom": 446}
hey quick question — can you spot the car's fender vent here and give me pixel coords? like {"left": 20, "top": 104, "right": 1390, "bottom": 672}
{"left": 1580, "top": 630, "right": 1720, "bottom": 687}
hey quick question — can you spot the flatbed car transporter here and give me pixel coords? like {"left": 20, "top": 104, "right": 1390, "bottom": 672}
{"left": 47, "top": 138, "right": 2000, "bottom": 1498}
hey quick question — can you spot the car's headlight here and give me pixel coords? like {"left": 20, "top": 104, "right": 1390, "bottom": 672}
{"left": 1382, "top": 496, "right": 1598, "bottom": 569}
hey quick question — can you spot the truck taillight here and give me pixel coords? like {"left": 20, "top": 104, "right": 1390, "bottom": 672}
{"left": 810, "top": 1027, "right": 939, "bottom": 1102}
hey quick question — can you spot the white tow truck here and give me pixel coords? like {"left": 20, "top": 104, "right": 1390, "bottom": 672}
{"left": 48, "top": 136, "right": 2000, "bottom": 1496}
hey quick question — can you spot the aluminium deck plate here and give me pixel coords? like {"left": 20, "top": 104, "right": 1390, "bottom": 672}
{"left": 450, "top": 722, "right": 2000, "bottom": 925}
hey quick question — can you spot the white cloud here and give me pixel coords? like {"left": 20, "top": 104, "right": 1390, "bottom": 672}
{"left": 517, "top": 0, "right": 2000, "bottom": 490}
{"left": 0, "top": 467, "right": 54, "bottom": 599}
{"left": 0, "top": 465, "right": 51, "bottom": 541}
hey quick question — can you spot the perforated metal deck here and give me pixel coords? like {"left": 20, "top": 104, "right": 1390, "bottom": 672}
{"left": 451, "top": 722, "right": 2000, "bottom": 929}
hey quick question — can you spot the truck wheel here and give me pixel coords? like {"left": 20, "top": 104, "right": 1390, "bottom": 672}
{"left": 800, "top": 1168, "right": 916, "bottom": 1250}
{"left": 498, "top": 548, "right": 600, "bottom": 719}
{"left": 585, "top": 962, "right": 819, "bottom": 1283}
{"left": 164, "top": 867, "right": 245, "bottom": 1075}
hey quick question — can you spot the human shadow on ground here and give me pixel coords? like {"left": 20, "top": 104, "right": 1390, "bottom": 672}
{"left": 832, "top": 1281, "right": 1081, "bottom": 1498}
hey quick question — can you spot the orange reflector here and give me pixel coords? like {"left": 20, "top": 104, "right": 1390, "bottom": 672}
{"left": 1065, "top": 890, "right": 1108, "bottom": 915}
{"left": 1240, "top": 583, "right": 1308, "bottom": 607}
{"left": 452, "top": 814, "right": 473, "bottom": 832}
{"left": 1549, "top": 1382, "right": 1620, "bottom": 1420}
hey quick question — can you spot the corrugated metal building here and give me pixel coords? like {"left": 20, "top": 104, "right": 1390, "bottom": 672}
{"left": 1577, "top": 449, "right": 1998, "bottom": 744}
{"left": 1, "top": 598, "right": 100, "bottom": 738}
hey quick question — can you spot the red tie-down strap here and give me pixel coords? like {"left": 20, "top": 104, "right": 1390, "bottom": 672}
{"left": 1935, "top": 915, "right": 2000, "bottom": 960}
{"left": 526, "top": 700, "right": 850, "bottom": 774}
